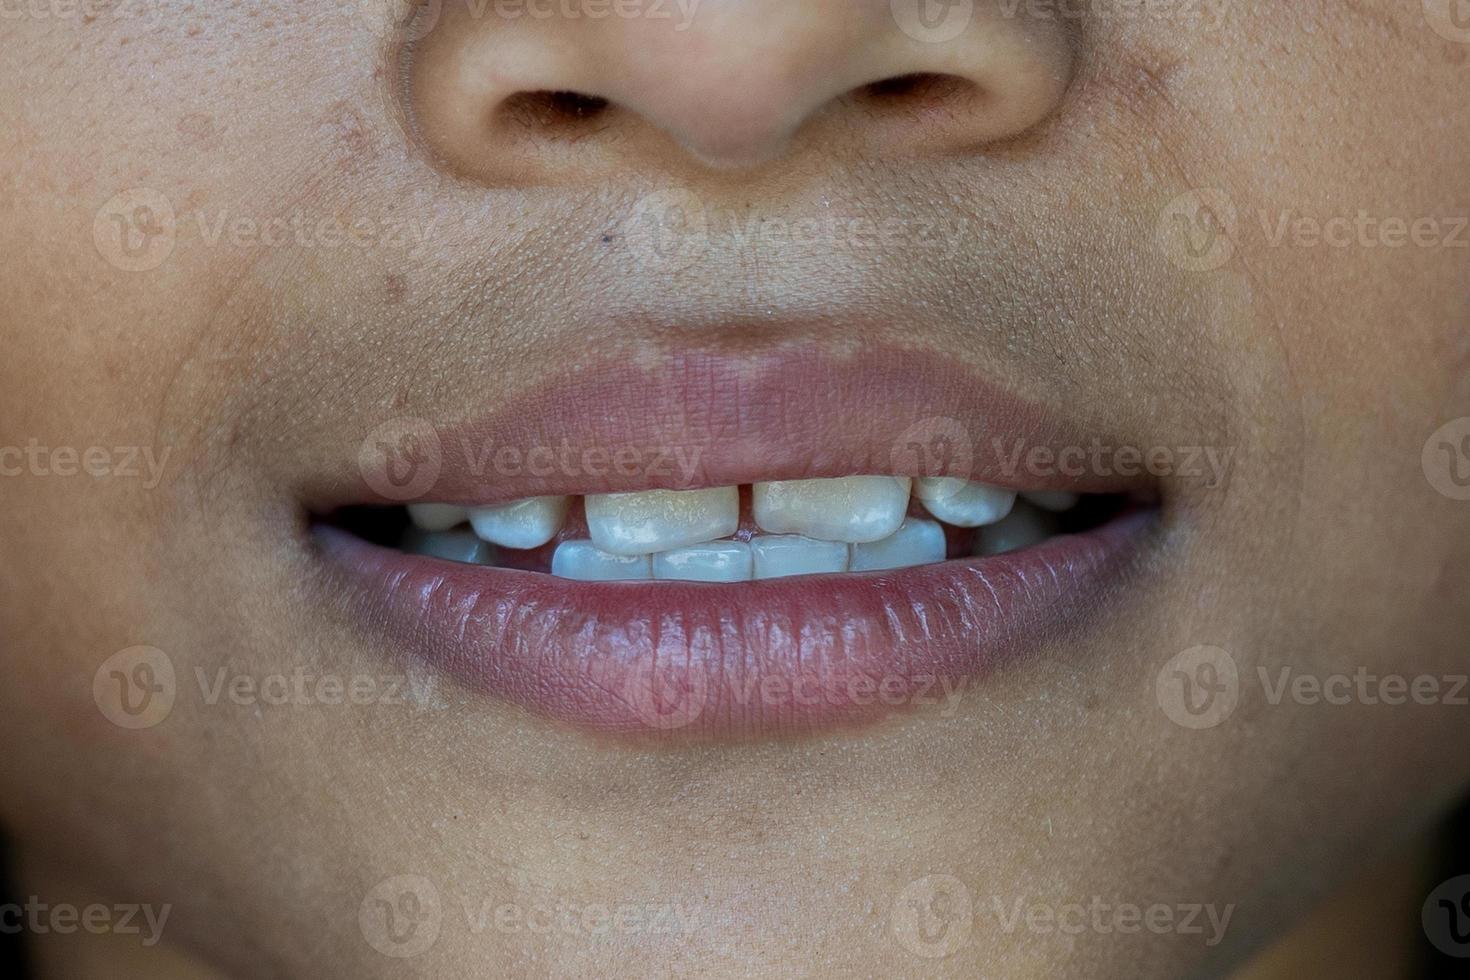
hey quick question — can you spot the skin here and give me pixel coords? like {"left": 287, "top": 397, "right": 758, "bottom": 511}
{"left": 2, "top": 1, "right": 1468, "bottom": 977}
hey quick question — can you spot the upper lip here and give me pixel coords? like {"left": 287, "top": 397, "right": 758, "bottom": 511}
{"left": 302, "top": 343, "right": 1162, "bottom": 512}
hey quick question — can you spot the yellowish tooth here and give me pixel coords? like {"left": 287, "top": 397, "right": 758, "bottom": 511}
{"left": 753, "top": 476, "right": 910, "bottom": 544}
{"left": 585, "top": 487, "right": 739, "bottom": 557}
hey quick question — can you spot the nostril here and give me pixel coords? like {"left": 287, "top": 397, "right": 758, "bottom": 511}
{"left": 859, "top": 73, "right": 973, "bottom": 107}
{"left": 500, "top": 90, "right": 612, "bottom": 129}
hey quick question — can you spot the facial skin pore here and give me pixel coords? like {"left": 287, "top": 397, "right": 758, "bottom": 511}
{"left": 1, "top": 2, "right": 1469, "bottom": 977}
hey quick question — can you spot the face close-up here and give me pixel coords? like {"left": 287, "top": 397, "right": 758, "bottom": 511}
{"left": 2, "top": 1, "right": 1469, "bottom": 977}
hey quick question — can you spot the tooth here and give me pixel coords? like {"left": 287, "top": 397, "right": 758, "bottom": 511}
{"left": 407, "top": 503, "right": 468, "bottom": 532}
{"left": 915, "top": 478, "right": 1016, "bottom": 527}
{"left": 468, "top": 496, "right": 569, "bottom": 550}
{"left": 753, "top": 476, "right": 911, "bottom": 543}
{"left": 750, "top": 535, "right": 850, "bottom": 580}
{"left": 975, "top": 503, "right": 1058, "bottom": 556}
{"left": 653, "top": 541, "right": 753, "bottom": 583}
{"left": 850, "top": 518, "right": 947, "bottom": 572}
{"left": 1022, "top": 491, "right": 1080, "bottom": 512}
{"left": 551, "top": 541, "right": 653, "bottom": 581}
{"left": 402, "top": 528, "right": 495, "bottom": 565}
{"left": 585, "top": 487, "right": 738, "bottom": 556}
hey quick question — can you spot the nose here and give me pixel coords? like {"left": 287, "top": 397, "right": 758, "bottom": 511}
{"left": 404, "top": 0, "right": 1076, "bottom": 181}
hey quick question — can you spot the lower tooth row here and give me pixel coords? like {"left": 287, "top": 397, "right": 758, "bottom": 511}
{"left": 552, "top": 519, "right": 944, "bottom": 583}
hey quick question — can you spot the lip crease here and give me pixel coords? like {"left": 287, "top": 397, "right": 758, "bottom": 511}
{"left": 308, "top": 346, "right": 1163, "bottom": 740}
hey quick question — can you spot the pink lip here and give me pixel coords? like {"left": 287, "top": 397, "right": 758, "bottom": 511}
{"left": 307, "top": 346, "right": 1163, "bottom": 740}
{"left": 315, "top": 512, "right": 1154, "bottom": 739}
{"left": 302, "top": 346, "right": 1150, "bottom": 511}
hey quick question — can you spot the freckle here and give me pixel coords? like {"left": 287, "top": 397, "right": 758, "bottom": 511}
{"left": 384, "top": 273, "right": 408, "bottom": 304}
{"left": 178, "top": 113, "right": 215, "bottom": 141}
{"left": 326, "top": 101, "right": 373, "bottom": 161}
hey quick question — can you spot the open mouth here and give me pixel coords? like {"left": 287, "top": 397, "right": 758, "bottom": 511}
{"left": 331, "top": 480, "right": 1126, "bottom": 581}
{"left": 306, "top": 348, "right": 1165, "bottom": 740}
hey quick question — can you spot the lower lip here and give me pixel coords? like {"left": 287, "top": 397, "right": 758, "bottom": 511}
{"left": 312, "top": 511, "right": 1157, "bottom": 740}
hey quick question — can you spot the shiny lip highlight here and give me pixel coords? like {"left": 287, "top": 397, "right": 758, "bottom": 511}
{"left": 306, "top": 347, "right": 1165, "bottom": 740}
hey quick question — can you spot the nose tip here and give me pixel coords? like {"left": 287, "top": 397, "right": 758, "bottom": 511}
{"left": 405, "top": 2, "right": 1076, "bottom": 181}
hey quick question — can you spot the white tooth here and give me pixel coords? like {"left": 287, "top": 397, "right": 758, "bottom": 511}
{"left": 753, "top": 476, "right": 911, "bottom": 544}
{"left": 975, "top": 503, "right": 1057, "bottom": 556}
{"left": 850, "top": 518, "right": 947, "bottom": 572}
{"left": 407, "top": 503, "right": 468, "bottom": 532}
{"left": 653, "top": 541, "right": 753, "bottom": 583}
{"left": 468, "top": 496, "right": 568, "bottom": 550}
{"left": 585, "top": 487, "right": 738, "bottom": 557}
{"left": 551, "top": 541, "right": 652, "bottom": 581}
{"left": 750, "top": 535, "right": 850, "bottom": 580}
{"left": 402, "top": 528, "right": 495, "bottom": 565}
{"left": 1022, "top": 491, "right": 1080, "bottom": 512}
{"left": 915, "top": 478, "right": 1016, "bottom": 527}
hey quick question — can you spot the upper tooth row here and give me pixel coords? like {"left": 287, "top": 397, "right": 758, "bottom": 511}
{"left": 408, "top": 476, "right": 1077, "bottom": 554}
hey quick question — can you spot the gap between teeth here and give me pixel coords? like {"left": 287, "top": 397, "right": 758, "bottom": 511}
{"left": 406, "top": 477, "right": 1079, "bottom": 582}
